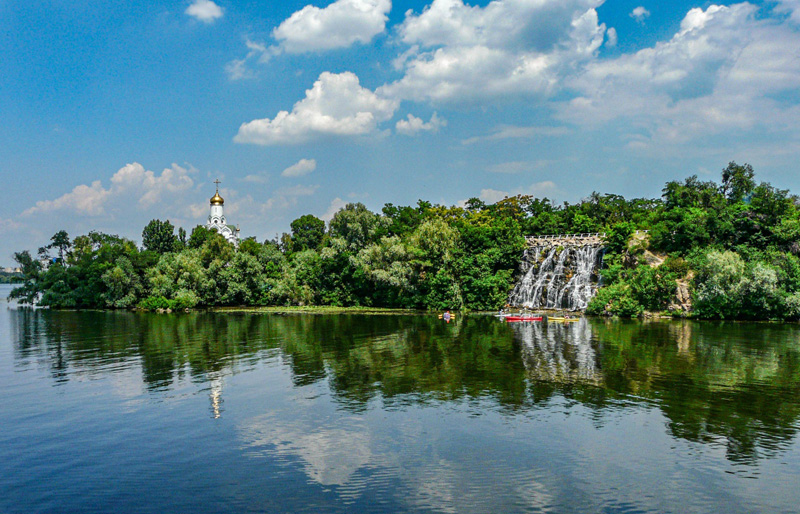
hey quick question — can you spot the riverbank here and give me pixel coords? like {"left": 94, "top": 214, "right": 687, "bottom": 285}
{"left": 212, "top": 305, "right": 421, "bottom": 315}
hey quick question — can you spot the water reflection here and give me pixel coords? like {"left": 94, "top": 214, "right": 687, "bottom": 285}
{"left": 9, "top": 308, "right": 800, "bottom": 464}
{"left": 514, "top": 319, "right": 600, "bottom": 384}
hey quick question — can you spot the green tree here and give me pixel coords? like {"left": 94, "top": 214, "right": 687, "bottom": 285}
{"left": 48, "top": 230, "right": 71, "bottom": 262}
{"left": 721, "top": 161, "right": 755, "bottom": 203}
{"left": 142, "top": 219, "right": 177, "bottom": 254}
{"left": 290, "top": 214, "right": 326, "bottom": 251}
{"left": 9, "top": 251, "right": 42, "bottom": 304}
{"left": 188, "top": 225, "right": 214, "bottom": 249}
{"left": 329, "top": 203, "right": 389, "bottom": 251}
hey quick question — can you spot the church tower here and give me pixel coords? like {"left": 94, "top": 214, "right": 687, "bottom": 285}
{"left": 206, "top": 180, "right": 240, "bottom": 246}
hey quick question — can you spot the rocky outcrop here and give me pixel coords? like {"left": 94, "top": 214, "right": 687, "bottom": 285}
{"left": 669, "top": 276, "right": 693, "bottom": 313}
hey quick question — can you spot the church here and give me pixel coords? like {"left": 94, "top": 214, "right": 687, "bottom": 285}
{"left": 206, "top": 180, "right": 240, "bottom": 247}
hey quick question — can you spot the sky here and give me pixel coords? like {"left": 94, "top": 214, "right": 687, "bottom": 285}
{"left": 2, "top": 0, "right": 800, "bottom": 263}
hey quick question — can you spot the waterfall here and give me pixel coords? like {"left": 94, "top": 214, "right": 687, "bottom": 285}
{"left": 508, "top": 243, "right": 604, "bottom": 311}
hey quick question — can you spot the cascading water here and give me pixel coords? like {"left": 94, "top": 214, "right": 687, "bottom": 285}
{"left": 508, "top": 243, "right": 604, "bottom": 311}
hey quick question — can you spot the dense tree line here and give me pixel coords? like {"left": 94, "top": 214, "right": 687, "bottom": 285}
{"left": 10, "top": 162, "right": 800, "bottom": 319}
{"left": 587, "top": 162, "right": 800, "bottom": 319}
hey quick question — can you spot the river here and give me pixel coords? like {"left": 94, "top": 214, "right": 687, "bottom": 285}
{"left": 1, "top": 285, "right": 799, "bottom": 513}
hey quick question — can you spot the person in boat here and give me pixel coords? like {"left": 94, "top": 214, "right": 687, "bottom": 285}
{"left": 443, "top": 310, "right": 451, "bottom": 322}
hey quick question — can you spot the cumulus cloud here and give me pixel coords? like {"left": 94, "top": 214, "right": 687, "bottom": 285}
{"left": 227, "top": 0, "right": 389, "bottom": 79}
{"left": 23, "top": 163, "right": 195, "bottom": 217}
{"left": 235, "top": 72, "right": 399, "bottom": 145}
{"left": 630, "top": 6, "right": 650, "bottom": 23}
{"left": 380, "top": 0, "right": 607, "bottom": 102}
{"left": 281, "top": 158, "right": 317, "bottom": 177}
{"left": 24, "top": 181, "right": 112, "bottom": 217}
{"left": 560, "top": 3, "right": 800, "bottom": 145}
{"left": 395, "top": 112, "right": 445, "bottom": 135}
{"left": 321, "top": 197, "right": 348, "bottom": 221}
{"left": 272, "top": 0, "right": 391, "bottom": 53}
{"left": 186, "top": 0, "right": 224, "bottom": 23}
{"left": 110, "top": 162, "right": 195, "bottom": 207}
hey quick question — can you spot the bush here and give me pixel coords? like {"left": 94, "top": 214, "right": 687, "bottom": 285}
{"left": 628, "top": 265, "right": 678, "bottom": 311}
{"left": 137, "top": 296, "right": 189, "bottom": 311}
{"left": 586, "top": 282, "right": 643, "bottom": 317}
{"left": 662, "top": 255, "right": 689, "bottom": 277}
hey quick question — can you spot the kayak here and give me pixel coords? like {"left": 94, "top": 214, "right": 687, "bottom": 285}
{"left": 549, "top": 317, "right": 580, "bottom": 322}
{"left": 504, "top": 316, "right": 543, "bottom": 322}
{"left": 438, "top": 314, "right": 456, "bottom": 319}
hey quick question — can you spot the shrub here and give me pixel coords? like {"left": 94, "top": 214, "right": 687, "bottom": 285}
{"left": 138, "top": 296, "right": 177, "bottom": 311}
{"left": 662, "top": 255, "right": 689, "bottom": 277}
{"left": 586, "top": 282, "right": 643, "bottom": 317}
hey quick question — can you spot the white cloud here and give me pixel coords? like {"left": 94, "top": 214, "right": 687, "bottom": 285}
{"left": 776, "top": 0, "right": 800, "bottom": 23}
{"left": 110, "top": 162, "right": 195, "bottom": 207}
{"left": 225, "top": 40, "right": 279, "bottom": 81}
{"left": 225, "top": 59, "right": 255, "bottom": 81}
{"left": 228, "top": 0, "right": 390, "bottom": 79}
{"left": 381, "top": 0, "right": 607, "bottom": 103}
{"left": 24, "top": 181, "right": 112, "bottom": 217}
{"left": 0, "top": 218, "right": 22, "bottom": 234}
{"left": 461, "top": 125, "right": 569, "bottom": 145}
{"left": 395, "top": 112, "right": 445, "bottom": 135}
{"left": 379, "top": 45, "right": 557, "bottom": 102}
{"left": 630, "top": 6, "right": 650, "bottom": 23}
{"left": 606, "top": 26, "right": 617, "bottom": 47}
{"left": 281, "top": 158, "right": 317, "bottom": 177}
{"left": 186, "top": 0, "right": 223, "bottom": 23}
{"left": 23, "top": 163, "right": 195, "bottom": 217}
{"left": 235, "top": 72, "right": 399, "bottom": 145}
{"left": 272, "top": 0, "right": 391, "bottom": 53}
{"left": 242, "top": 172, "right": 269, "bottom": 184}
{"left": 398, "top": 0, "right": 600, "bottom": 49}
{"left": 560, "top": 3, "right": 800, "bottom": 145}
{"left": 478, "top": 188, "right": 509, "bottom": 204}
{"left": 321, "top": 197, "right": 348, "bottom": 221}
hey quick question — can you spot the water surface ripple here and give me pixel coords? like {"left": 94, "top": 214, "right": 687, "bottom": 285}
{"left": 2, "top": 302, "right": 799, "bottom": 513}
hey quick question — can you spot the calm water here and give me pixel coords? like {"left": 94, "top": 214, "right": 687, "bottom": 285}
{"left": 2, "top": 286, "right": 800, "bottom": 513}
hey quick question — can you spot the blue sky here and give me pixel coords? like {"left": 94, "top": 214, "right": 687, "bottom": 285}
{"left": 2, "top": 0, "right": 800, "bottom": 263}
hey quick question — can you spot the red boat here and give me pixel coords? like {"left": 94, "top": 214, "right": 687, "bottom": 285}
{"left": 504, "top": 316, "right": 543, "bottom": 322}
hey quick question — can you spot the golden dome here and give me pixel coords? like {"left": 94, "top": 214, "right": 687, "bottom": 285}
{"left": 210, "top": 190, "right": 224, "bottom": 205}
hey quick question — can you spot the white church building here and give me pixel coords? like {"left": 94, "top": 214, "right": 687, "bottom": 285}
{"left": 206, "top": 180, "right": 240, "bottom": 246}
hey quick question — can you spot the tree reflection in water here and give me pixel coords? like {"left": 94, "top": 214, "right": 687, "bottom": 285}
{"left": 11, "top": 308, "right": 800, "bottom": 463}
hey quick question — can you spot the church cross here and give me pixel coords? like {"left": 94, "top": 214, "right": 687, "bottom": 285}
{"left": 214, "top": 179, "right": 221, "bottom": 191}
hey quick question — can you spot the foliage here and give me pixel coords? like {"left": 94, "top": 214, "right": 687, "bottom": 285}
{"left": 142, "top": 219, "right": 178, "bottom": 254}
{"left": 49, "top": 230, "right": 71, "bottom": 262}
{"left": 586, "top": 282, "right": 643, "bottom": 317}
{"left": 12, "top": 161, "right": 800, "bottom": 319}
{"left": 692, "top": 250, "right": 785, "bottom": 320}
{"left": 290, "top": 214, "right": 326, "bottom": 252}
